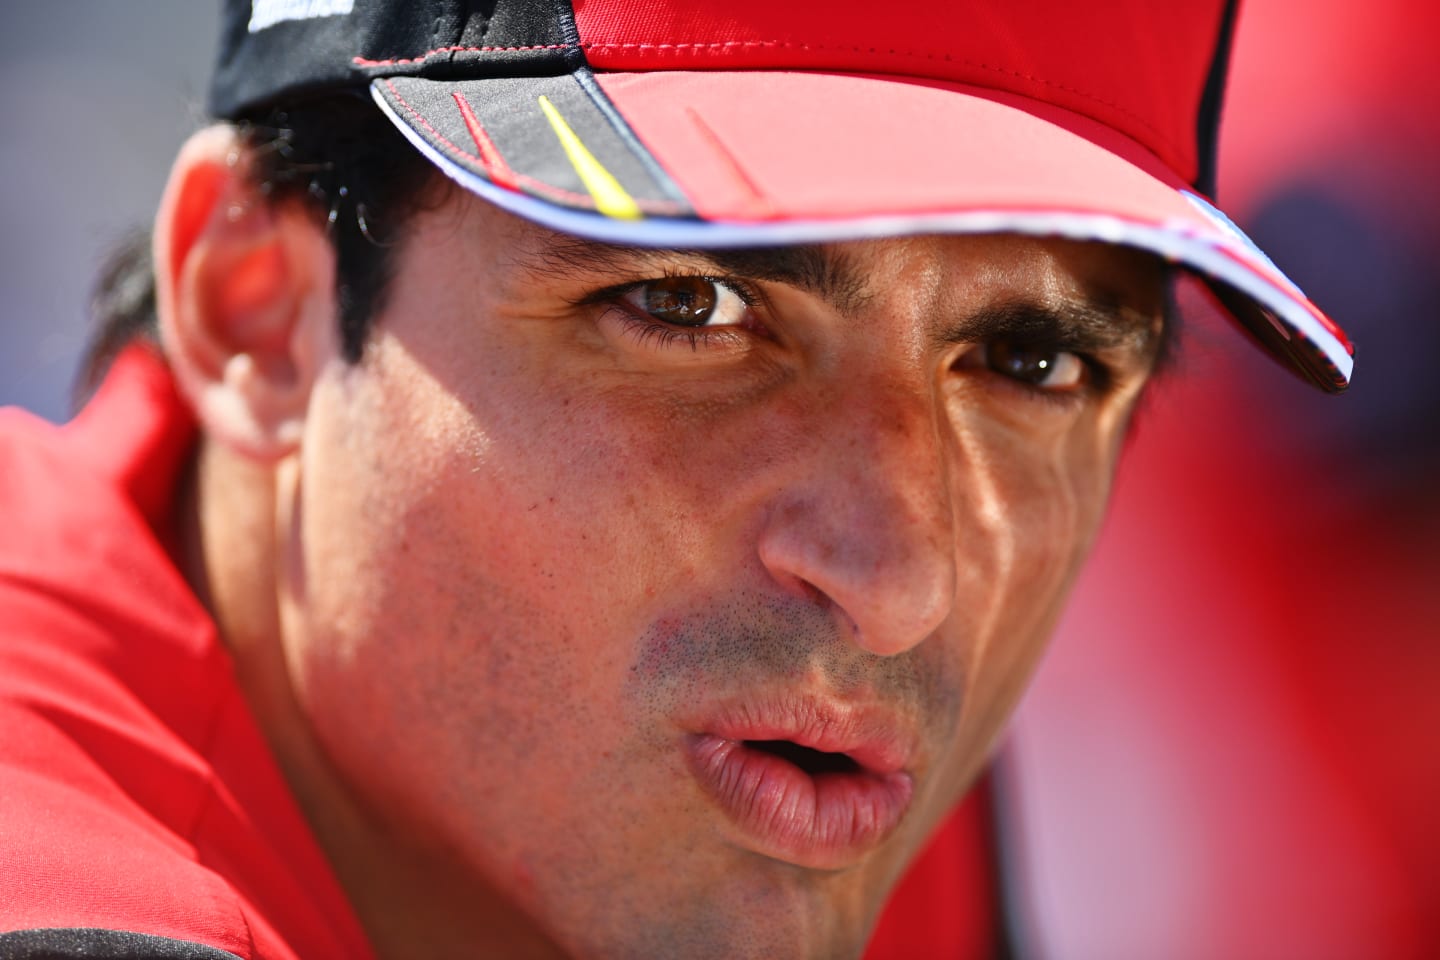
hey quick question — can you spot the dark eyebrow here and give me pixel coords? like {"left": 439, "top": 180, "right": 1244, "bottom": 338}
{"left": 518, "top": 233, "right": 872, "bottom": 315}
{"left": 947, "top": 298, "right": 1156, "bottom": 350}
{"left": 519, "top": 231, "right": 1169, "bottom": 362}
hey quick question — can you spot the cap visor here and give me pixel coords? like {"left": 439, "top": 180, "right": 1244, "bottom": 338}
{"left": 371, "top": 68, "right": 1352, "bottom": 391}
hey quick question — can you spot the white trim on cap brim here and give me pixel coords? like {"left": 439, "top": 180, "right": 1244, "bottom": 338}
{"left": 374, "top": 84, "right": 1353, "bottom": 386}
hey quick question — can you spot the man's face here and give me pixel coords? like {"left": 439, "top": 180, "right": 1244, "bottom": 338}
{"left": 278, "top": 194, "right": 1165, "bottom": 957}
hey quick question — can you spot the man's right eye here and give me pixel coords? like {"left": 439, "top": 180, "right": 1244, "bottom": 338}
{"left": 620, "top": 277, "right": 753, "bottom": 329}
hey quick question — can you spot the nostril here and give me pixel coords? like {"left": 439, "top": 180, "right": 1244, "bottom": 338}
{"left": 745, "top": 739, "right": 861, "bottom": 775}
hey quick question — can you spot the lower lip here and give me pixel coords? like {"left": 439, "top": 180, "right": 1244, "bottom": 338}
{"left": 685, "top": 734, "right": 914, "bottom": 868}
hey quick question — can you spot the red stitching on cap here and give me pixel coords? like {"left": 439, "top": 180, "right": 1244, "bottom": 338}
{"left": 379, "top": 79, "right": 683, "bottom": 214}
{"left": 452, "top": 92, "right": 519, "bottom": 191}
{"left": 577, "top": 40, "right": 1175, "bottom": 155}
{"left": 357, "top": 39, "right": 1174, "bottom": 159}
{"left": 360, "top": 38, "right": 1175, "bottom": 159}
{"left": 354, "top": 43, "right": 573, "bottom": 67}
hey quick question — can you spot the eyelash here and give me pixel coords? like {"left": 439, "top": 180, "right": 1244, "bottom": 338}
{"left": 591, "top": 273, "right": 764, "bottom": 352}
{"left": 582, "top": 275, "right": 1125, "bottom": 406}
{"left": 1012, "top": 342, "right": 1111, "bottom": 392}
{"left": 1011, "top": 350, "right": 1112, "bottom": 410}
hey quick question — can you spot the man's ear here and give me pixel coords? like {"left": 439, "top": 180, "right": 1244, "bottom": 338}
{"left": 154, "top": 125, "right": 338, "bottom": 462}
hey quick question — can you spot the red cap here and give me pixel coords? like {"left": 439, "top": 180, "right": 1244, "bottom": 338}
{"left": 223, "top": 0, "right": 1352, "bottom": 389}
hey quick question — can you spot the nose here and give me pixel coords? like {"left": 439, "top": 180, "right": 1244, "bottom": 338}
{"left": 756, "top": 377, "right": 957, "bottom": 657}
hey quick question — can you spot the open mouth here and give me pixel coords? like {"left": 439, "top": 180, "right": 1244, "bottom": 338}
{"left": 684, "top": 731, "right": 915, "bottom": 867}
{"left": 743, "top": 739, "right": 862, "bottom": 776}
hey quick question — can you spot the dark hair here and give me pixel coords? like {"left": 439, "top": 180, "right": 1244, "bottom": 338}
{"left": 78, "top": 93, "right": 440, "bottom": 399}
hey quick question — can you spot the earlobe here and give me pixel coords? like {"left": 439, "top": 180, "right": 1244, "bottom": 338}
{"left": 154, "top": 125, "right": 337, "bottom": 462}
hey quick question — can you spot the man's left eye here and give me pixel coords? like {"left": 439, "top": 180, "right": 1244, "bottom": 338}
{"left": 622, "top": 277, "right": 751, "bottom": 328}
{"left": 974, "top": 342, "right": 1088, "bottom": 390}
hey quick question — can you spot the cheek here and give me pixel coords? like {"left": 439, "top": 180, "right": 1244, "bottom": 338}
{"left": 936, "top": 413, "right": 1121, "bottom": 779}
{"left": 277, "top": 326, "right": 762, "bottom": 874}
{"left": 280, "top": 341, "right": 645, "bottom": 844}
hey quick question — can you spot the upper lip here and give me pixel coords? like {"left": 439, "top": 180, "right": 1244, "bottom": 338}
{"left": 682, "top": 694, "right": 918, "bottom": 776}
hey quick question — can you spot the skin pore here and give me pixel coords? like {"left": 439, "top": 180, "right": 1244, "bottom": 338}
{"left": 160, "top": 128, "right": 1168, "bottom": 959}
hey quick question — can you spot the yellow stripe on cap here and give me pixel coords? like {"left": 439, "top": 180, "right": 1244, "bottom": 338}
{"left": 537, "top": 95, "right": 642, "bottom": 221}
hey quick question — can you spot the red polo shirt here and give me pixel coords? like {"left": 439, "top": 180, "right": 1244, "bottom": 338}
{"left": 0, "top": 346, "right": 374, "bottom": 959}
